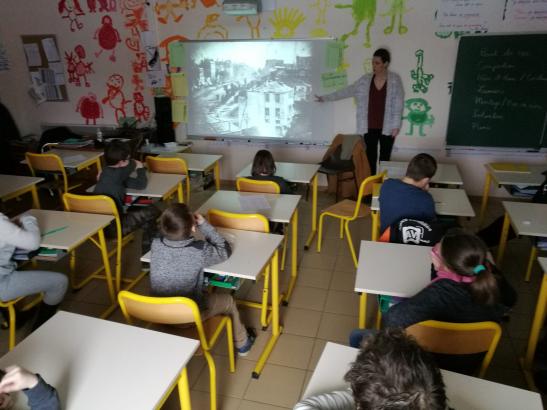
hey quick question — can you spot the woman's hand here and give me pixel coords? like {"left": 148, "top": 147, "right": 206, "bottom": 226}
{"left": 193, "top": 213, "right": 205, "bottom": 226}
{"left": 314, "top": 94, "right": 324, "bottom": 103}
{"left": 391, "top": 128, "right": 400, "bottom": 138}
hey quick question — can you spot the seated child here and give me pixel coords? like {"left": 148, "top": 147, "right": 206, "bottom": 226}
{"left": 294, "top": 329, "right": 448, "bottom": 410}
{"left": 0, "top": 365, "right": 60, "bottom": 410}
{"left": 150, "top": 203, "right": 255, "bottom": 356}
{"left": 248, "top": 150, "right": 295, "bottom": 194}
{"left": 379, "top": 153, "right": 437, "bottom": 233}
{"left": 94, "top": 140, "right": 160, "bottom": 253}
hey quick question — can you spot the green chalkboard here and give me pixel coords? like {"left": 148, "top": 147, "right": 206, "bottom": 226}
{"left": 447, "top": 34, "right": 547, "bottom": 149}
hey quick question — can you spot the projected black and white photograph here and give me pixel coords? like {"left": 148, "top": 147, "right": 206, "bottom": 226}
{"left": 186, "top": 41, "right": 314, "bottom": 140}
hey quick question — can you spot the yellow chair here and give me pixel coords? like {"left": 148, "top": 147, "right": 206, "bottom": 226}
{"left": 146, "top": 156, "right": 189, "bottom": 203}
{"left": 25, "top": 152, "right": 81, "bottom": 198}
{"left": 0, "top": 294, "right": 43, "bottom": 350}
{"left": 406, "top": 320, "right": 502, "bottom": 378}
{"left": 317, "top": 172, "right": 386, "bottom": 268}
{"left": 118, "top": 290, "right": 235, "bottom": 410}
{"left": 236, "top": 177, "right": 280, "bottom": 194}
{"left": 62, "top": 193, "right": 146, "bottom": 297}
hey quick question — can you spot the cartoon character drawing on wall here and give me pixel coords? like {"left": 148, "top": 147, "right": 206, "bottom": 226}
{"left": 120, "top": 0, "right": 145, "bottom": 12}
{"left": 403, "top": 98, "right": 435, "bottom": 137}
{"left": 58, "top": 0, "right": 85, "bottom": 32}
{"left": 410, "top": 49, "right": 433, "bottom": 93}
{"left": 132, "top": 52, "right": 147, "bottom": 73}
{"left": 76, "top": 93, "right": 103, "bottom": 125}
{"left": 102, "top": 74, "right": 131, "bottom": 123}
{"left": 155, "top": 1, "right": 192, "bottom": 24}
{"left": 87, "top": 0, "right": 117, "bottom": 12}
{"left": 124, "top": 5, "right": 148, "bottom": 51}
{"left": 198, "top": 13, "right": 229, "bottom": 39}
{"left": 132, "top": 73, "right": 144, "bottom": 91}
{"left": 335, "top": 0, "right": 376, "bottom": 48}
{"left": 133, "top": 92, "right": 150, "bottom": 122}
{"left": 94, "top": 15, "right": 122, "bottom": 62}
{"left": 309, "top": 0, "right": 331, "bottom": 37}
{"left": 269, "top": 8, "right": 306, "bottom": 39}
{"left": 65, "top": 45, "right": 94, "bottom": 87}
{"left": 236, "top": 16, "right": 261, "bottom": 39}
{"left": 382, "top": 0, "right": 408, "bottom": 35}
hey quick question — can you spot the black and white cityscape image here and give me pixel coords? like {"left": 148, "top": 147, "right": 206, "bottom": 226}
{"left": 187, "top": 41, "right": 313, "bottom": 139}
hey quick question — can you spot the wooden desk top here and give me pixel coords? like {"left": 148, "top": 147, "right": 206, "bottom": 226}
{"left": 0, "top": 175, "right": 44, "bottom": 198}
{"left": 502, "top": 201, "right": 547, "bottom": 237}
{"left": 486, "top": 163, "right": 546, "bottom": 187}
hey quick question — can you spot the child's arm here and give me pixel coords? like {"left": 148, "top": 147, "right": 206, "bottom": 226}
{"left": 383, "top": 285, "right": 441, "bottom": 329}
{"left": 0, "top": 215, "right": 41, "bottom": 251}
{"left": 196, "top": 216, "right": 232, "bottom": 267}
{"left": 125, "top": 159, "right": 148, "bottom": 190}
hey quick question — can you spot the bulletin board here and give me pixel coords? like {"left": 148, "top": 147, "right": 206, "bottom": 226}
{"left": 21, "top": 34, "right": 68, "bottom": 102}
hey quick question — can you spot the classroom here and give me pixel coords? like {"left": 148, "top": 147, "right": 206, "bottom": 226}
{"left": 0, "top": 0, "right": 546, "bottom": 409}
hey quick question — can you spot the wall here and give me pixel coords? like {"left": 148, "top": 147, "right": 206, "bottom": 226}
{"left": 0, "top": 1, "right": 545, "bottom": 195}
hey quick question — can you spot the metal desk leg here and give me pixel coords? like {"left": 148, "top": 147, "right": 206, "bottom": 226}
{"left": 304, "top": 174, "right": 318, "bottom": 250}
{"left": 283, "top": 209, "right": 298, "bottom": 305}
{"left": 30, "top": 186, "right": 41, "bottom": 209}
{"left": 496, "top": 212, "right": 511, "bottom": 265}
{"left": 97, "top": 228, "right": 116, "bottom": 304}
{"left": 214, "top": 161, "right": 220, "bottom": 191}
{"left": 479, "top": 171, "right": 492, "bottom": 226}
{"left": 178, "top": 367, "right": 192, "bottom": 410}
{"left": 371, "top": 211, "right": 380, "bottom": 241}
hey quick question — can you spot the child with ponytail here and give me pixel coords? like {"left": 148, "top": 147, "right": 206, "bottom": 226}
{"left": 383, "top": 229, "right": 517, "bottom": 329}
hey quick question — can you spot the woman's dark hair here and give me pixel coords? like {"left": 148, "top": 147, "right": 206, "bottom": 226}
{"left": 251, "top": 150, "right": 276, "bottom": 177}
{"left": 440, "top": 229, "right": 499, "bottom": 305}
{"left": 373, "top": 48, "right": 391, "bottom": 64}
{"left": 104, "top": 140, "right": 131, "bottom": 166}
{"left": 345, "top": 329, "right": 447, "bottom": 410}
{"left": 159, "top": 203, "right": 194, "bottom": 241}
{"left": 406, "top": 153, "right": 437, "bottom": 181}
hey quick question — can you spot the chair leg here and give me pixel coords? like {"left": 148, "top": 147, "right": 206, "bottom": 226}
{"left": 317, "top": 213, "right": 326, "bottom": 252}
{"left": 344, "top": 220, "right": 358, "bottom": 268}
{"left": 375, "top": 309, "right": 382, "bottom": 330}
{"left": 225, "top": 318, "right": 235, "bottom": 373}
{"left": 204, "top": 351, "right": 217, "bottom": 410}
{"left": 177, "top": 367, "right": 191, "bottom": 410}
{"left": 339, "top": 219, "right": 344, "bottom": 239}
{"left": 7, "top": 304, "right": 16, "bottom": 350}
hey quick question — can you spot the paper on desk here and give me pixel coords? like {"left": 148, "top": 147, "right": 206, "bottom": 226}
{"left": 171, "top": 72, "right": 188, "bottom": 97}
{"left": 24, "top": 43, "right": 42, "bottom": 67}
{"left": 41, "top": 37, "right": 60, "bottom": 62}
{"left": 61, "top": 154, "right": 87, "bottom": 164}
{"left": 238, "top": 195, "right": 271, "bottom": 212}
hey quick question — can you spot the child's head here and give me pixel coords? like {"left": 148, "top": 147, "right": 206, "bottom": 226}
{"left": 440, "top": 229, "right": 499, "bottom": 305}
{"left": 345, "top": 329, "right": 447, "bottom": 410}
{"left": 104, "top": 140, "right": 131, "bottom": 166}
{"left": 405, "top": 153, "right": 437, "bottom": 189}
{"left": 251, "top": 150, "right": 276, "bottom": 177}
{"left": 159, "top": 203, "right": 195, "bottom": 241}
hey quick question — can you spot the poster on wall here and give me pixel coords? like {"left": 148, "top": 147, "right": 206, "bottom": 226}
{"left": 502, "top": 0, "right": 547, "bottom": 23}
{"left": 436, "top": 0, "right": 497, "bottom": 31}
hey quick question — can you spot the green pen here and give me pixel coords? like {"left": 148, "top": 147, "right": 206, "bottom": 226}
{"left": 41, "top": 226, "right": 69, "bottom": 237}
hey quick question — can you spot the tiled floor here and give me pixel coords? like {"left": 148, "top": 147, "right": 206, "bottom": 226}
{"left": 2, "top": 182, "right": 546, "bottom": 409}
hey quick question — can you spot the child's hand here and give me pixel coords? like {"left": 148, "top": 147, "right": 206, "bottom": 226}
{"left": 134, "top": 160, "right": 144, "bottom": 169}
{"left": 0, "top": 366, "right": 39, "bottom": 393}
{"left": 96, "top": 170, "right": 102, "bottom": 181}
{"left": 193, "top": 213, "right": 205, "bottom": 225}
{"left": 0, "top": 393, "right": 13, "bottom": 409}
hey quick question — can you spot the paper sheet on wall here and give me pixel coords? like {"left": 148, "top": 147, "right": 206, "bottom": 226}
{"left": 437, "top": 0, "right": 494, "bottom": 31}
{"left": 23, "top": 43, "right": 42, "bottom": 67}
{"left": 145, "top": 70, "right": 165, "bottom": 88}
{"left": 41, "top": 38, "right": 60, "bottom": 62}
{"left": 321, "top": 71, "right": 348, "bottom": 89}
{"left": 325, "top": 41, "right": 344, "bottom": 70}
{"left": 238, "top": 195, "right": 271, "bottom": 212}
{"left": 168, "top": 42, "right": 185, "bottom": 68}
{"left": 49, "top": 62, "right": 66, "bottom": 85}
{"left": 171, "top": 72, "right": 188, "bottom": 97}
{"left": 171, "top": 99, "right": 187, "bottom": 123}
{"left": 503, "top": 0, "right": 547, "bottom": 23}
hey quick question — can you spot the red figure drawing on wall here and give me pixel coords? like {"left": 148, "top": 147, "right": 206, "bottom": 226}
{"left": 102, "top": 74, "right": 131, "bottom": 123}
{"left": 132, "top": 52, "right": 147, "bottom": 73}
{"left": 58, "top": 0, "right": 85, "bottom": 32}
{"left": 94, "top": 15, "right": 121, "bottom": 62}
{"left": 133, "top": 92, "right": 150, "bottom": 122}
{"left": 87, "top": 0, "right": 117, "bottom": 12}
{"left": 131, "top": 74, "right": 144, "bottom": 92}
{"left": 65, "top": 45, "right": 94, "bottom": 87}
{"left": 124, "top": 6, "right": 148, "bottom": 51}
{"left": 77, "top": 93, "right": 103, "bottom": 125}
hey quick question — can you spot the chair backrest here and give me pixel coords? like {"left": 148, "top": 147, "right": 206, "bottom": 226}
{"left": 405, "top": 320, "right": 502, "bottom": 377}
{"left": 26, "top": 152, "right": 69, "bottom": 194}
{"left": 348, "top": 172, "right": 386, "bottom": 220}
{"left": 146, "top": 156, "right": 188, "bottom": 175}
{"left": 207, "top": 208, "right": 269, "bottom": 233}
{"left": 236, "top": 177, "right": 280, "bottom": 194}
{"left": 118, "top": 290, "right": 210, "bottom": 348}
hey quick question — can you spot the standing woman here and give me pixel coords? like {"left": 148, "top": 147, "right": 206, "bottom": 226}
{"left": 316, "top": 48, "right": 404, "bottom": 175}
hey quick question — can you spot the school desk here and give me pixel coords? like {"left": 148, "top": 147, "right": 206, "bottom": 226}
{"left": 379, "top": 160, "right": 464, "bottom": 186}
{"left": 479, "top": 163, "right": 546, "bottom": 225}
{"left": 354, "top": 240, "right": 432, "bottom": 329}
{"left": 22, "top": 209, "right": 116, "bottom": 304}
{"left": 159, "top": 152, "right": 223, "bottom": 191}
{"left": 22, "top": 149, "right": 103, "bottom": 173}
{"left": 0, "top": 175, "right": 43, "bottom": 209}
{"left": 236, "top": 161, "right": 321, "bottom": 250}
{"left": 141, "top": 227, "right": 284, "bottom": 379}
{"left": 522, "top": 257, "right": 547, "bottom": 389}
{"left": 370, "top": 187, "right": 476, "bottom": 241}
{"left": 0, "top": 311, "right": 199, "bottom": 410}
{"left": 139, "top": 143, "right": 190, "bottom": 155}
{"left": 197, "top": 190, "right": 301, "bottom": 304}
{"left": 496, "top": 201, "right": 547, "bottom": 282}
{"left": 303, "top": 342, "right": 543, "bottom": 410}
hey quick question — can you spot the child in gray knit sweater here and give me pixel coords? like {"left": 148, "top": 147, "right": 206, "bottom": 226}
{"left": 150, "top": 203, "right": 255, "bottom": 356}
